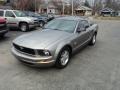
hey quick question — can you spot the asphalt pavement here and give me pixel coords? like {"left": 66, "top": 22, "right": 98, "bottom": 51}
{"left": 0, "top": 20, "right": 120, "bottom": 90}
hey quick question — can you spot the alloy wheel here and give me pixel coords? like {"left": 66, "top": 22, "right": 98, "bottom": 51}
{"left": 60, "top": 50, "right": 70, "bottom": 66}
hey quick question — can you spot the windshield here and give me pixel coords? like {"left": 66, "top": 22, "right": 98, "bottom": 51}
{"left": 44, "top": 19, "right": 78, "bottom": 33}
{"left": 0, "top": 11, "right": 3, "bottom": 16}
{"left": 14, "top": 11, "right": 27, "bottom": 17}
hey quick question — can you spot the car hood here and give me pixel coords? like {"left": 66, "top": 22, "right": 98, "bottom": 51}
{"left": 37, "top": 16, "right": 47, "bottom": 20}
{"left": 17, "top": 17, "right": 37, "bottom": 21}
{"left": 13, "top": 29, "right": 72, "bottom": 49}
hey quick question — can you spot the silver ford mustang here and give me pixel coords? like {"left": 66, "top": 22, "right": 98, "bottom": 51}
{"left": 12, "top": 16, "right": 98, "bottom": 69}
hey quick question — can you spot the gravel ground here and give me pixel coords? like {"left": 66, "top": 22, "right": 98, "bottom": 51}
{"left": 0, "top": 20, "right": 120, "bottom": 90}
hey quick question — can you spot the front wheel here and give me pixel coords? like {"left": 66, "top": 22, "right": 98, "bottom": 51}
{"left": 0, "top": 34, "right": 5, "bottom": 38}
{"left": 55, "top": 47, "right": 70, "bottom": 69}
{"left": 89, "top": 34, "right": 96, "bottom": 45}
{"left": 19, "top": 23, "right": 29, "bottom": 32}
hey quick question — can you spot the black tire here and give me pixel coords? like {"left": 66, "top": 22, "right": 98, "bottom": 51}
{"left": 19, "top": 23, "right": 29, "bottom": 32}
{"left": 89, "top": 34, "right": 97, "bottom": 46}
{"left": 0, "top": 34, "right": 5, "bottom": 38}
{"left": 55, "top": 47, "right": 71, "bottom": 69}
{"left": 39, "top": 21, "right": 45, "bottom": 27}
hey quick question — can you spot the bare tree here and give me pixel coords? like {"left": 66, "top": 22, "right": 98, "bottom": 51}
{"left": 92, "top": 0, "right": 103, "bottom": 15}
{"left": 50, "top": 0, "right": 80, "bottom": 15}
{"left": 105, "top": 0, "right": 113, "bottom": 8}
{"left": 84, "top": 0, "right": 91, "bottom": 8}
{"left": 67, "top": 0, "right": 80, "bottom": 15}
{"left": 104, "top": 0, "right": 120, "bottom": 11}
{"left": 12, "top": 0, "right": 44, "bottom": 11}
{"left": 50, "top": 0, "right": 63, "bottom": 14}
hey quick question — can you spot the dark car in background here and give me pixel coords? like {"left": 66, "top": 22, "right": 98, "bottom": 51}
{"left": 0, "top": 17, "right": 8, "bottom": 38}
{"left": 23, "top": 11, "right": 47, "bottom": 27}
{"left": 41, "top": 14, "right": 54, "bottom": 22}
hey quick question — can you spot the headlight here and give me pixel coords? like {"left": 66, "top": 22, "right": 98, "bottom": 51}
{"left": 29, "top": 20, "right": 34, "bottom": 24}
{"left": 38, "top": 50, "right": 51, "bottom": 56}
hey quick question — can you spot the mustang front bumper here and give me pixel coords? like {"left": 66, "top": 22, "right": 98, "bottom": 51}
{"left": 12, "top": 47, "right": 55, "bottom": 67}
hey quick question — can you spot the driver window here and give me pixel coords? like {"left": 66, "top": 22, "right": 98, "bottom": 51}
{"left": 5, "top": 11, "right": 15, "bottom": 17}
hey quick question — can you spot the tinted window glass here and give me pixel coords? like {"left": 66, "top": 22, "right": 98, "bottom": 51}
{"left": 5, "top": 11, "right": 14, "bottom": 17}
{"left": 13, "top": 11, "right": 26, "bottom": 17}
{"left": 0, "top": 11, "right": 4, "bottom": 16}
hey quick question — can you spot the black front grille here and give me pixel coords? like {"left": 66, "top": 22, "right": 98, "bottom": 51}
{"left": 13, "top": 43, "right": 35, "bottom": 55}
{"left": 34, "top": 21, "right": 39, "bottom": 25}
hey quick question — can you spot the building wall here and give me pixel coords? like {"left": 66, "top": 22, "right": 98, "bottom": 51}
{"left": 75, "top": 10, "right": 92, "bottom": 16}
{"left": 47, "top": 8, "right": 55, "bottom": 14}
{"left": 85, "top": 11, "right": 92, "bottom": 16}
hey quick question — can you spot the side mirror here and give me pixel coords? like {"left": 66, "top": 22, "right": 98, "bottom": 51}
{"left": 77, "top": 27, "right": 86, "bottom": 33}
{"left": 85, "top": 25, "right": 89, "bottom": 29}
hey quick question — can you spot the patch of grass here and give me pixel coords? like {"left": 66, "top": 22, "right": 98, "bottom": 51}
{"left": 94, "top": 16, "right": 120, "bottom": 20}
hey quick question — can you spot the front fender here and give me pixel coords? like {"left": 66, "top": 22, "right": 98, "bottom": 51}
{"left": 54, "top": 41, "right": 71, "bottom": 60}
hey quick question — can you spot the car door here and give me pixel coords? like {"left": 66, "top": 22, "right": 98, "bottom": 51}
{"left": 81, "top": 20, "right": 91, "bottom": 41}
{"left": 5, "top": 11, "right": 17, "bottom": 27}
{"left": 74, "top": 20, "right": 90, "bottom": 49}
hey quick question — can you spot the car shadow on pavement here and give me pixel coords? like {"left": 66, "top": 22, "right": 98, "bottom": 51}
{"left": 0, "top": 36, "right": 11, "bottom": 42}
{"left": 9, "top": 27, "right": 39, "bottom": 32}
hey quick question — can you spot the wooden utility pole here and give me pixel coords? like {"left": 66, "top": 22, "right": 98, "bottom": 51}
{"left": 72, "top": 0, "right": 73, "bottom": 15}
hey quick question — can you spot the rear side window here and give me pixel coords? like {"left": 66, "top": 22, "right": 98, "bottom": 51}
{"left": 0, "top": 11, "right": 4, "bottom": 16}
{"left": 5, "top": 11, "right": 14, "bottom": 17}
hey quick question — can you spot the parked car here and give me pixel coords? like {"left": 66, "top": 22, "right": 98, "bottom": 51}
{"left": 0, "top": 9, "right": 39, "bottom": 32}
{"left": 41, "top": 13, "right": 54, "bottom": 21}
{"left": 12, "top": 16, "right": 98, "bottom": 69}
{"left": 0, "top": 17, "right": 8, "bottom": 37}
{"left": 23, "top": 11, "right": 47, "bottom": 27}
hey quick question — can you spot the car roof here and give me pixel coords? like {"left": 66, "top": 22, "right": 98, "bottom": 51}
{"left": 57, "top": 16, "right": 85, "bottom": 21}
{"left": 0, "top": 9, "right": 19, "bottom": 11}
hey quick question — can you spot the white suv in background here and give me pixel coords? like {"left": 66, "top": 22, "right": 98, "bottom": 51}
{"left": 0, "top": 9, "right": 38, "bottom": 32}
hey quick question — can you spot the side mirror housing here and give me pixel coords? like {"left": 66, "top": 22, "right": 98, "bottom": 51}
{"left": 77, "top": 27, "right": 86, "bottom": 33}
{"left": 85, "top": 25, "right": 89, "bottom": 29}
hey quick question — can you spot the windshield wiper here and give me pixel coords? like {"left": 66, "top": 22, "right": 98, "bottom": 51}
{"left": 43, "top": 28, "right": 62, "bottom": 31}
{"left": 53, "top": 29, "right": 62, "bottom": 31}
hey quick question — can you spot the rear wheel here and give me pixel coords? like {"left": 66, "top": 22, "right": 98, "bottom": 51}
{"left": 19, "top": 23, "right": 29, "bottom": 32}
{"left": 55, "top": 47, "right": 71, "bottom": 69}
{"left": 89, "top": 34, "right": 96, "bottom": 45}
